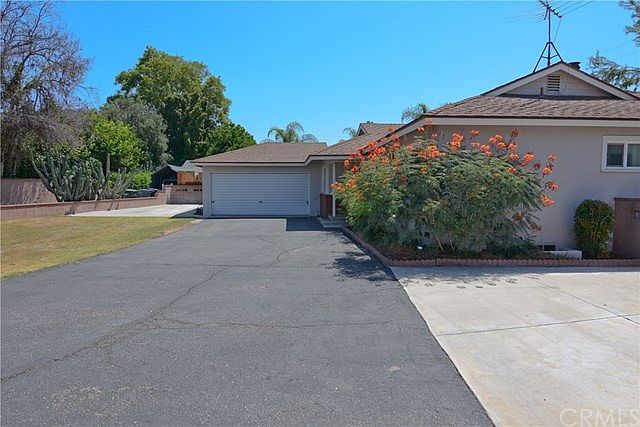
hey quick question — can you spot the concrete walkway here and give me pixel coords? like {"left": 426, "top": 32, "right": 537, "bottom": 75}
{"left": 74, "top": 204, "right": 200, "bottom": 217}
{"left": 392, "top": 266, "right": 640, "bottom": 427}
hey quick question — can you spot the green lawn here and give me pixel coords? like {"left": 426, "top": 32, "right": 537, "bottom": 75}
{"left": 1, "top": 216, "right": 194, "bottom": 279}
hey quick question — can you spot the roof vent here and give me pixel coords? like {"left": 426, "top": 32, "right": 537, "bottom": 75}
{"left": 546, "top": 75, "right": 561, "bottom": 94}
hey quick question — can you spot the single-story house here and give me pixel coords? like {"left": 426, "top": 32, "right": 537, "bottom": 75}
{"left": 192, "top": 61, "right": 640, "bottom": 249}
{"left": 151, "top": 160, "right": 202, "bottom": 189}
{"left": 191, "top": 122, "right": 400, "bottom": 217}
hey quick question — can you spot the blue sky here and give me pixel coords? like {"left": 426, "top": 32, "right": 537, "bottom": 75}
{"left": 59, "top": 1, "right": 638, "bottom": 143}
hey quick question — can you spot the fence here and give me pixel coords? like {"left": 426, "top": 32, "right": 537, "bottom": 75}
{"left": 1, "top": 179, "right": 57, "bottom": 205}
{"left": 0, "top": 193, "right": 168, "bottom": 221}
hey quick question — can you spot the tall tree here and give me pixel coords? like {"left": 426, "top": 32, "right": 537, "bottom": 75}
{"left": 401, "top": 102, "right": 429, "bottom": 122}
{"left": 196, "top": 122, "right": 256, "bottom": 157}
{"left": 589, "top": 1, "right": 640, "bottom": 91}
{"left": 86, "top": 114, "right": 144, "bottom": 171}
{"left": 343, "top": 127, "right": 358, "bottom": 138}
{"left": 265, "top": 122, "right": 318, "bottom": 143}
{"left": 114, "top": 47, "right": 231, "bottom": 164}
{"left": 100, "top": 96, "right": 170, "bottom": 168}
{"left": 1, "top": 0, "right": 91, "bottom": 177}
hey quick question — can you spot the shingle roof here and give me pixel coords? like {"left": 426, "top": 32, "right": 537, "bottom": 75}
{"left": 192, "top": 142, "right": 328, "bottom": 164}
{"left": 316, "top": 123, "right": 401, "bottom": 156}
{"left": 152, "top": 160, "right": 201, "bottom": 178}
{"left": 319, "top": 130, "right": 389, "bottom": 156}
{"left": 174, "top": 160, "right": 201, "bottom": 172}
{"left": 358, "top": 122, "right": 402, "bottom": 135}
{"left": 425, "top": 95, "right": 640, "bottom": 120}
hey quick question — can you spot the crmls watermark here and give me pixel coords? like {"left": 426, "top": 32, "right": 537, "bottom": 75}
{"left": 559, "top": 408, "right": 640, "bottom": 427}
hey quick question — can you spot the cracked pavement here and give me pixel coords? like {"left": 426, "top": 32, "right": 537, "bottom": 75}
{"left": 1, "top": 218, "right": 490, "bottom": 425}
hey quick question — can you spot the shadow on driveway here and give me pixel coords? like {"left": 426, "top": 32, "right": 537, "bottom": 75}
{"left": 1, "top": 218, "right": 490, "bottom": 425}
{"left": 332, "top": 249, "right": 395, "bottom": 282}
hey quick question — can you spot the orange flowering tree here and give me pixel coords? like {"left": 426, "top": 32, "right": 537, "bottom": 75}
{"left": 333, "top": 129, "right": 559, "bottom": 254}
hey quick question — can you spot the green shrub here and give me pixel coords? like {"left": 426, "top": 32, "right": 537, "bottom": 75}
{"left": 129, "top": 170, "right": 152, "bottom": 189}
{"left": 573, "top": 199, "right": 615, "bottom": 258}
{"left": 334, "top": 130, "right": 559, "bottom": 254}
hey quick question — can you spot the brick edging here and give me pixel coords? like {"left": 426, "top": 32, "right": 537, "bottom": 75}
{"left": 342, "top": 227, "right": 640, "bottom": 268}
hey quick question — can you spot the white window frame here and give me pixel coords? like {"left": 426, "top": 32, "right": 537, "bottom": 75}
{"left": 321, "top": 163, "right": 332, "bottom": 194}
{"left": 601, "top": 135, "right": 640, "bottom": 172}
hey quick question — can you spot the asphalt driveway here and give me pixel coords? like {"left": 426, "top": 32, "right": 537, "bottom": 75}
{"left": 1, "top": 218, "right": 489, "bottom": 425}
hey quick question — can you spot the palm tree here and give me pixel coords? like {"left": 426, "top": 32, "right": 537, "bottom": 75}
{"left": 342, "top": 127, "right": 358, "bottom": 139}
{"left": 265, "top": 121, "right": 318, "bottom": 143}
{"left": 401, "top": 102, "right": 429, "bottom": 122}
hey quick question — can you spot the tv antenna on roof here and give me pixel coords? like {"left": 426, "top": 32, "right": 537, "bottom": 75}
{"left": 533, "top": 0, "right": 564, "bottom": 72}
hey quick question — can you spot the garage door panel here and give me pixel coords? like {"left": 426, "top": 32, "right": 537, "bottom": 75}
{"left": 211, "top": 173, "right": 310, "bottom": 216}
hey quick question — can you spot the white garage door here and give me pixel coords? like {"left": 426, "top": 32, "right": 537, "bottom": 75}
{"left": 211, "top": 173, "right": 310, "bottom": 216}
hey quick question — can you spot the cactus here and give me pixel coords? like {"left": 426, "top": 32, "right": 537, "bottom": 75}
{"left": 31, "top": 149, "right": 137, "bottom": 202}
{"left": 31, "top": 149, "right": 99, "bottom": 202}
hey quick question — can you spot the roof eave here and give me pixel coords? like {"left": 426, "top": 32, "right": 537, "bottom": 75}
{"left": 194, "top": 155, "right": 350, "bottom": 167}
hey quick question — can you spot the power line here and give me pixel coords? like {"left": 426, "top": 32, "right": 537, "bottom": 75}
{"left": 507, "top": 15, "right": 546, "bottom": 23}
{"left": 613, "top": 51, "right": 640, "bottom": 61}
{"left": 553, "top": 1, "right": 579, "bottom": 14}
{"left": 553, "top": 17, "right": 563, "bottom": 42}
{"left": 561, "top": 1, "right": 593, "bottom": 16}
{"left": 599, "top": 40, "right": 635, "bottom": 54}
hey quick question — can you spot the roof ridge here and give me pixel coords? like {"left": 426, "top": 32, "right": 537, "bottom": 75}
{"left": 360, "top": 121, "right": 401, "bottom": 125}
{"left": 481, "top": 61, "right": 639, "bottom": 101}
{"left": 192, "top": 143, "right": 260, "bottom": 162}
{"left": 192, "top": 141, "right": 329, "bottom": 164}
{"left": 321, "top": 130, "right": 385, "bottom": 150}
{"left": 259, "top": 142, "right": 328, "bottom": 146}
{"left": 427, "top": 95, "right": 482, "bottom": 116}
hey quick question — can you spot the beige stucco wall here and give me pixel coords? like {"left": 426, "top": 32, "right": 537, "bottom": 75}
{"left": 403, "top": 125, "right": 640, "bottom": 248}
{"left": 201, "top": 163, "right": 323, "bottom": 217}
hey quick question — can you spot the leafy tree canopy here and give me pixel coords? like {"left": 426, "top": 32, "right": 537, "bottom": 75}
{"left": 100, "top": 96, "right": 170, "bottom": 168}
{"left": 114, "top": 46, "right": 231, "bottom": 164}
{"left": 196, "top": 122, "right": 256, "bottom": 157}
{"left": 265, "top": 121, "right": 318, "bottom": 143}
{"left": 589, "top": 1, "right": 640, "bottom": 91}
{"left": 87, "top": 114, "right": 144, "bottom": 171}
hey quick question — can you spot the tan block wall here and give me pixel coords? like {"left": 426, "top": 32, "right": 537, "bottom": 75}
{"left": 0, "top": 193, "right": 168, "bottom": 221}
{"left": 165, "top": 185, "right": 203, "bottom": 204}
{"left": 1, "top": 179, "right": 57, "bottom": 205}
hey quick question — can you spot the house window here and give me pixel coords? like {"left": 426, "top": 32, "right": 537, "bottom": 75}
{"left": 602, "top": 136, "right": 640, "bottom": 171}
